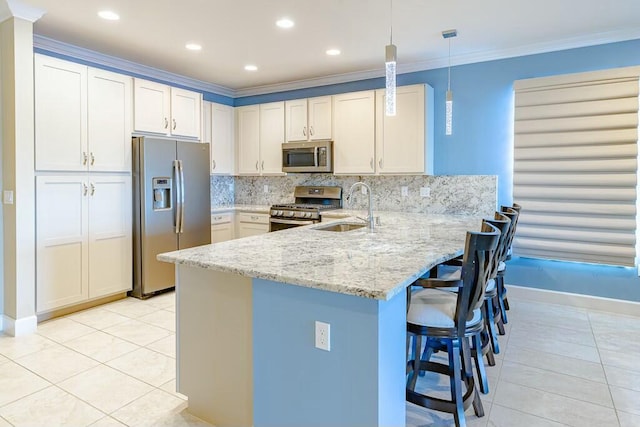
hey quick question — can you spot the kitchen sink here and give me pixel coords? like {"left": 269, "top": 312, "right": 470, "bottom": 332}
{"left": 314, "top": 222, "right": 367, "bottom": 232}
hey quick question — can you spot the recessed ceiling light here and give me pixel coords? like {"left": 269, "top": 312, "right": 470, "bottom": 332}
{"left": 326, "top": 49, "right": 341, "bottom": 56}
{"left": 244, "top": 65, "right": 258, "bottom": 71}
{"left": 185, "top": 43, "right": 202, "bottom": 51}
{"left": 98, "top": 10, "right": 120, "bottom": 21}
{"left": 276, "top": 18, "right": 294, "bottom": 29}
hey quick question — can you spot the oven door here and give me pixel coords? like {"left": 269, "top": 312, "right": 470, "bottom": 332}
{"left": 269, "top": 217, "right": 316, "bottom": 232}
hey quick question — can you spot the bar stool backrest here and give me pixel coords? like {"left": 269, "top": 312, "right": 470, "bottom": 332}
{"left": 483, "top": 212, "right": 511, "bottom": 278}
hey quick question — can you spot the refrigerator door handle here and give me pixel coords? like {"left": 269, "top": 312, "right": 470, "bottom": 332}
{"left": 178, "top": 159, "right": 185, "bottom": 233}
{"left": 174, "top": 159, "right": 182, "bottom": 234}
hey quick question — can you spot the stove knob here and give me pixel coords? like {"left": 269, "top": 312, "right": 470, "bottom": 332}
{"left": 277, "top": 210, "right": 283, "bottom": 216}
{"left": 285, "top": 211, "right": 294, "bottom": 217}
{"left": 305, "top": 212, "right": 313, "bottom": 218}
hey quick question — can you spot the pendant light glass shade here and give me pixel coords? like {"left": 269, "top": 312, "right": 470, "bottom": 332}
{"left": 385, "top": 44, "right": 397, "bottom": 116}
{"left": 445, "top": 90, "right": 453, "bottom": 135}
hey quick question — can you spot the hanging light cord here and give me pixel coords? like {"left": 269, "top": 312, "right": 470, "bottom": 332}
{"left": 389, "top": 0, "right": 393, "bottom": 44}
{"left": 447, "top": 37, "right": 451, "bottom": 91}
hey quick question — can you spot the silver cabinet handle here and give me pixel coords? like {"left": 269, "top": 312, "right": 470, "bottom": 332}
{"left": 370, "top": 158, "right": 374, "bottom": 169}
{"left": 164, "top": 118, "right": 169, "bottom": 129}
{"left": 378, "top": 159, "right": 383, "bottom": 169}
{"left": 90, "top": 182, "right": 95, "bottom": 196}
{"left": 255, "top": 160, "right": 259, "bottom": 171}
{"left": 309, "top": 126, "right": 314, "bottom": 136}
{"left": 83, "top": 152, "right": 88, "bottom": 165}
{"left": 90, "top": 152, "right": 95, "bottom": 166}
{"left": 212, "top": 159, "right": 216, "bottom": 170}
{"left": 173, "top": 118, "right": 177, "bottom": 130}
{"left": 303, "top": 126, "right": 307, "bottom": 137}
{"left": 83, "top": 183, "right": 88, "bottom": 196}
{"left": 261, "top": 161, "right": 265, "bottom": 170}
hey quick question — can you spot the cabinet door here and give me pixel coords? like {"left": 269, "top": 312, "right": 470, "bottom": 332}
{"left": 308, "top": 96, "right": 332, "bottom": 140}
{"left": 333, "top": 91, "right": 376, "bottom": 174}
{"left": 285, "top": 99, "right": 308, "bottom": 142}
{"left": 376, "top": 85, "right": 426, "bottom": 174}
{"left": 171, "top": 88, "right": 202, "bottom": 138}
{"left": 88, "top": 175, "right": 132, "bottom": 298}
{"left": 134, "top": 79, "right": 171, "bottom": 134}
{"left": 202, "top": 101, "right": 212, "bottom": 144}
{"left": 211, "top": 224, "right": 235, "bottom": 243}
{"left": 211, "top": 103, "right": 235, "bottom": 175}
{"left": 36, "top": 176, "right": 89, "bottom": 312}
{"left": 88, "top": 68, "right": 132, "bottom": 172}
{"left": 236, "top": 105, "right": 261, "bottom": 174}
{"left": 34, "top": 55, "right": 87, "bottom": 172}
{"left": 259, "top": 102, "right": 285, "bottom": 175}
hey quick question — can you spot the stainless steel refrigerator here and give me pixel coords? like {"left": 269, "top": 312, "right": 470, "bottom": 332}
{"left": 132, "top": 136, "right": 211, "bottom": 298}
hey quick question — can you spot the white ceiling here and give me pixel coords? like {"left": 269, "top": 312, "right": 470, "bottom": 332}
{"left": 16, "top": 0, "right": 640, "bottom": 95}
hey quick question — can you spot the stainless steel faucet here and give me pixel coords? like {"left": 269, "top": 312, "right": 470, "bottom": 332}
{"left": 346, "top": 181, "right": 374, "bottom": 230}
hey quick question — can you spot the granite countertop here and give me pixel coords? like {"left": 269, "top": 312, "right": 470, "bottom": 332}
{"left": 159, "top": 212, "right": 482, "bottom": 301}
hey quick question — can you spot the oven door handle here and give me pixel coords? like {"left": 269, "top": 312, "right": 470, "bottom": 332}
{"left": 269, "top": 218, "right": 316, "bottom": 226}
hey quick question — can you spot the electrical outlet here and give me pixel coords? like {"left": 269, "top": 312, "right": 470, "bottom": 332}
{"left": 401, "top": 186, "right": 409, "bottom": 197}
{"left": 3, "top": 190, "right": 14, "bottom": 205}
{"left": 315, "top": 321, "right": 331, "bottom": 351}
{"left": 263, "top": 184, "right": 269, "bottom": 193}
{"left": 420, "top": 187, "right": 431, "bottom": 198}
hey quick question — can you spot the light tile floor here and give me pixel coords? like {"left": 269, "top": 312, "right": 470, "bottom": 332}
{"left": 0, "top": 292, "right": 638, "bottom": 426}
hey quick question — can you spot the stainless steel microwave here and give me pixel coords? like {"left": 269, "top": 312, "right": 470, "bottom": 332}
{"left": 282, "top": 141, "right": 333, "bottom": 173}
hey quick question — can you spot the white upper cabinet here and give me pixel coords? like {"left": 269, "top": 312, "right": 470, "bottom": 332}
{"left": 259, "top": 102, "right": 285, "bottom": 175}
{"left": 88, "top": 68, "right": 132, "bottom": 172}
{"left": 236, "top": 105, "right": 261, "bottom": 174}
{"left": 35, "top": 55, "right": 88, "bottom": 172}
{"left": 285, "top": 96, "right": 332, "bottom": 142}
{"left": 133, "top": 78, "right": 202, "bottom": 139}
{"left": 375, "top": 84, "right": 434, "bottom": 174}
{"left": 210, "top": 102, "right": 235, "bottom": 175}
{"left": 133, "top": 79, "right": 171, "bottom": 134}
{"left": 171, "top": 87, "right": 202, "bottom": 138}
{"left": 332, "top": 90, "right": 376, "bottom": 174}
{"left": 35, "top": 54, "right": 132, "bottom": 173}
{"left": 236, "top": 102, "right": 285, "bottom": 175}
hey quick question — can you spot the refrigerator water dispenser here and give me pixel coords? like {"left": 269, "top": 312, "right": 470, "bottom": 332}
{"left": 152, "top": 177, "right": 172, "bottom": 210}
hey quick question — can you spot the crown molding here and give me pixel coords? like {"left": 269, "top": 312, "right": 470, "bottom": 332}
{"left": 33, "top": 27, "right": 640, "bottom": 99}
{"left": 33, "top": 35, "right": 235, "bottom": 98}
{"left": 235, "top": 28, "right": 640, "bottom": 97}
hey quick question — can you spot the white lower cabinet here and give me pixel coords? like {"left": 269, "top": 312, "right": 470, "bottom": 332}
{"left": 211, "top": 212, "right": 235, "bottom": 243}
{"left": 36, "top": 174, "right": 132, "bottom": 312}
{"left": 236, "top": 212, "right": 269, "bottom": 238}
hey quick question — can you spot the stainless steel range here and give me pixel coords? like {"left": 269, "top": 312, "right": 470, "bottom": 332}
{"left": 269, "top": 186, "right": 342, "bottom": 232}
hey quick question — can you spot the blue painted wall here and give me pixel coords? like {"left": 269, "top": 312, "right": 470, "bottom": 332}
{"left": 237, "top": 39, "right": 640, "bottom": 303}
{"left": 252, "top": 278, "right": 406, "bottom": 427}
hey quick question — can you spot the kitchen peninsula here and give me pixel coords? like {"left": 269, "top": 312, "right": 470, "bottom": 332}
{"left": 158, "top": 212, "right": 481, "bottom": 427}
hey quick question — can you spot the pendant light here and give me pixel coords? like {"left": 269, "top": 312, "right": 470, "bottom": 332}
{"left": 385, "top": 0, "right": 397, "bottom": 116}
{"left": 442, "top": 29, "right": 457, "bottom": 135}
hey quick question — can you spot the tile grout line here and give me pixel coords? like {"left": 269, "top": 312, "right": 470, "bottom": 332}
{"left": 587, "top": 309, "right": 623, "bottom": 427}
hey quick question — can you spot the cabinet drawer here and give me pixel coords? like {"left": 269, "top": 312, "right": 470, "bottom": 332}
{"left": 237, "top": 212, "right": 269, "bottom": 224}
{"left": 211, "top": 212, "right": 233, "bottom": 225}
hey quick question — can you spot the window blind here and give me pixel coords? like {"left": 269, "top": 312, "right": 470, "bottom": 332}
{"left": 513, "top": 67, "right": 640, "bottom": 267}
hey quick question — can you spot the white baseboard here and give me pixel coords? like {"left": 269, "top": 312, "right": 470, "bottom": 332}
{"left": 507, "top": 284, "right": 640, "bottom": 317}
{"left": 2, "top": 314, "right": 38, "bottom": 336}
